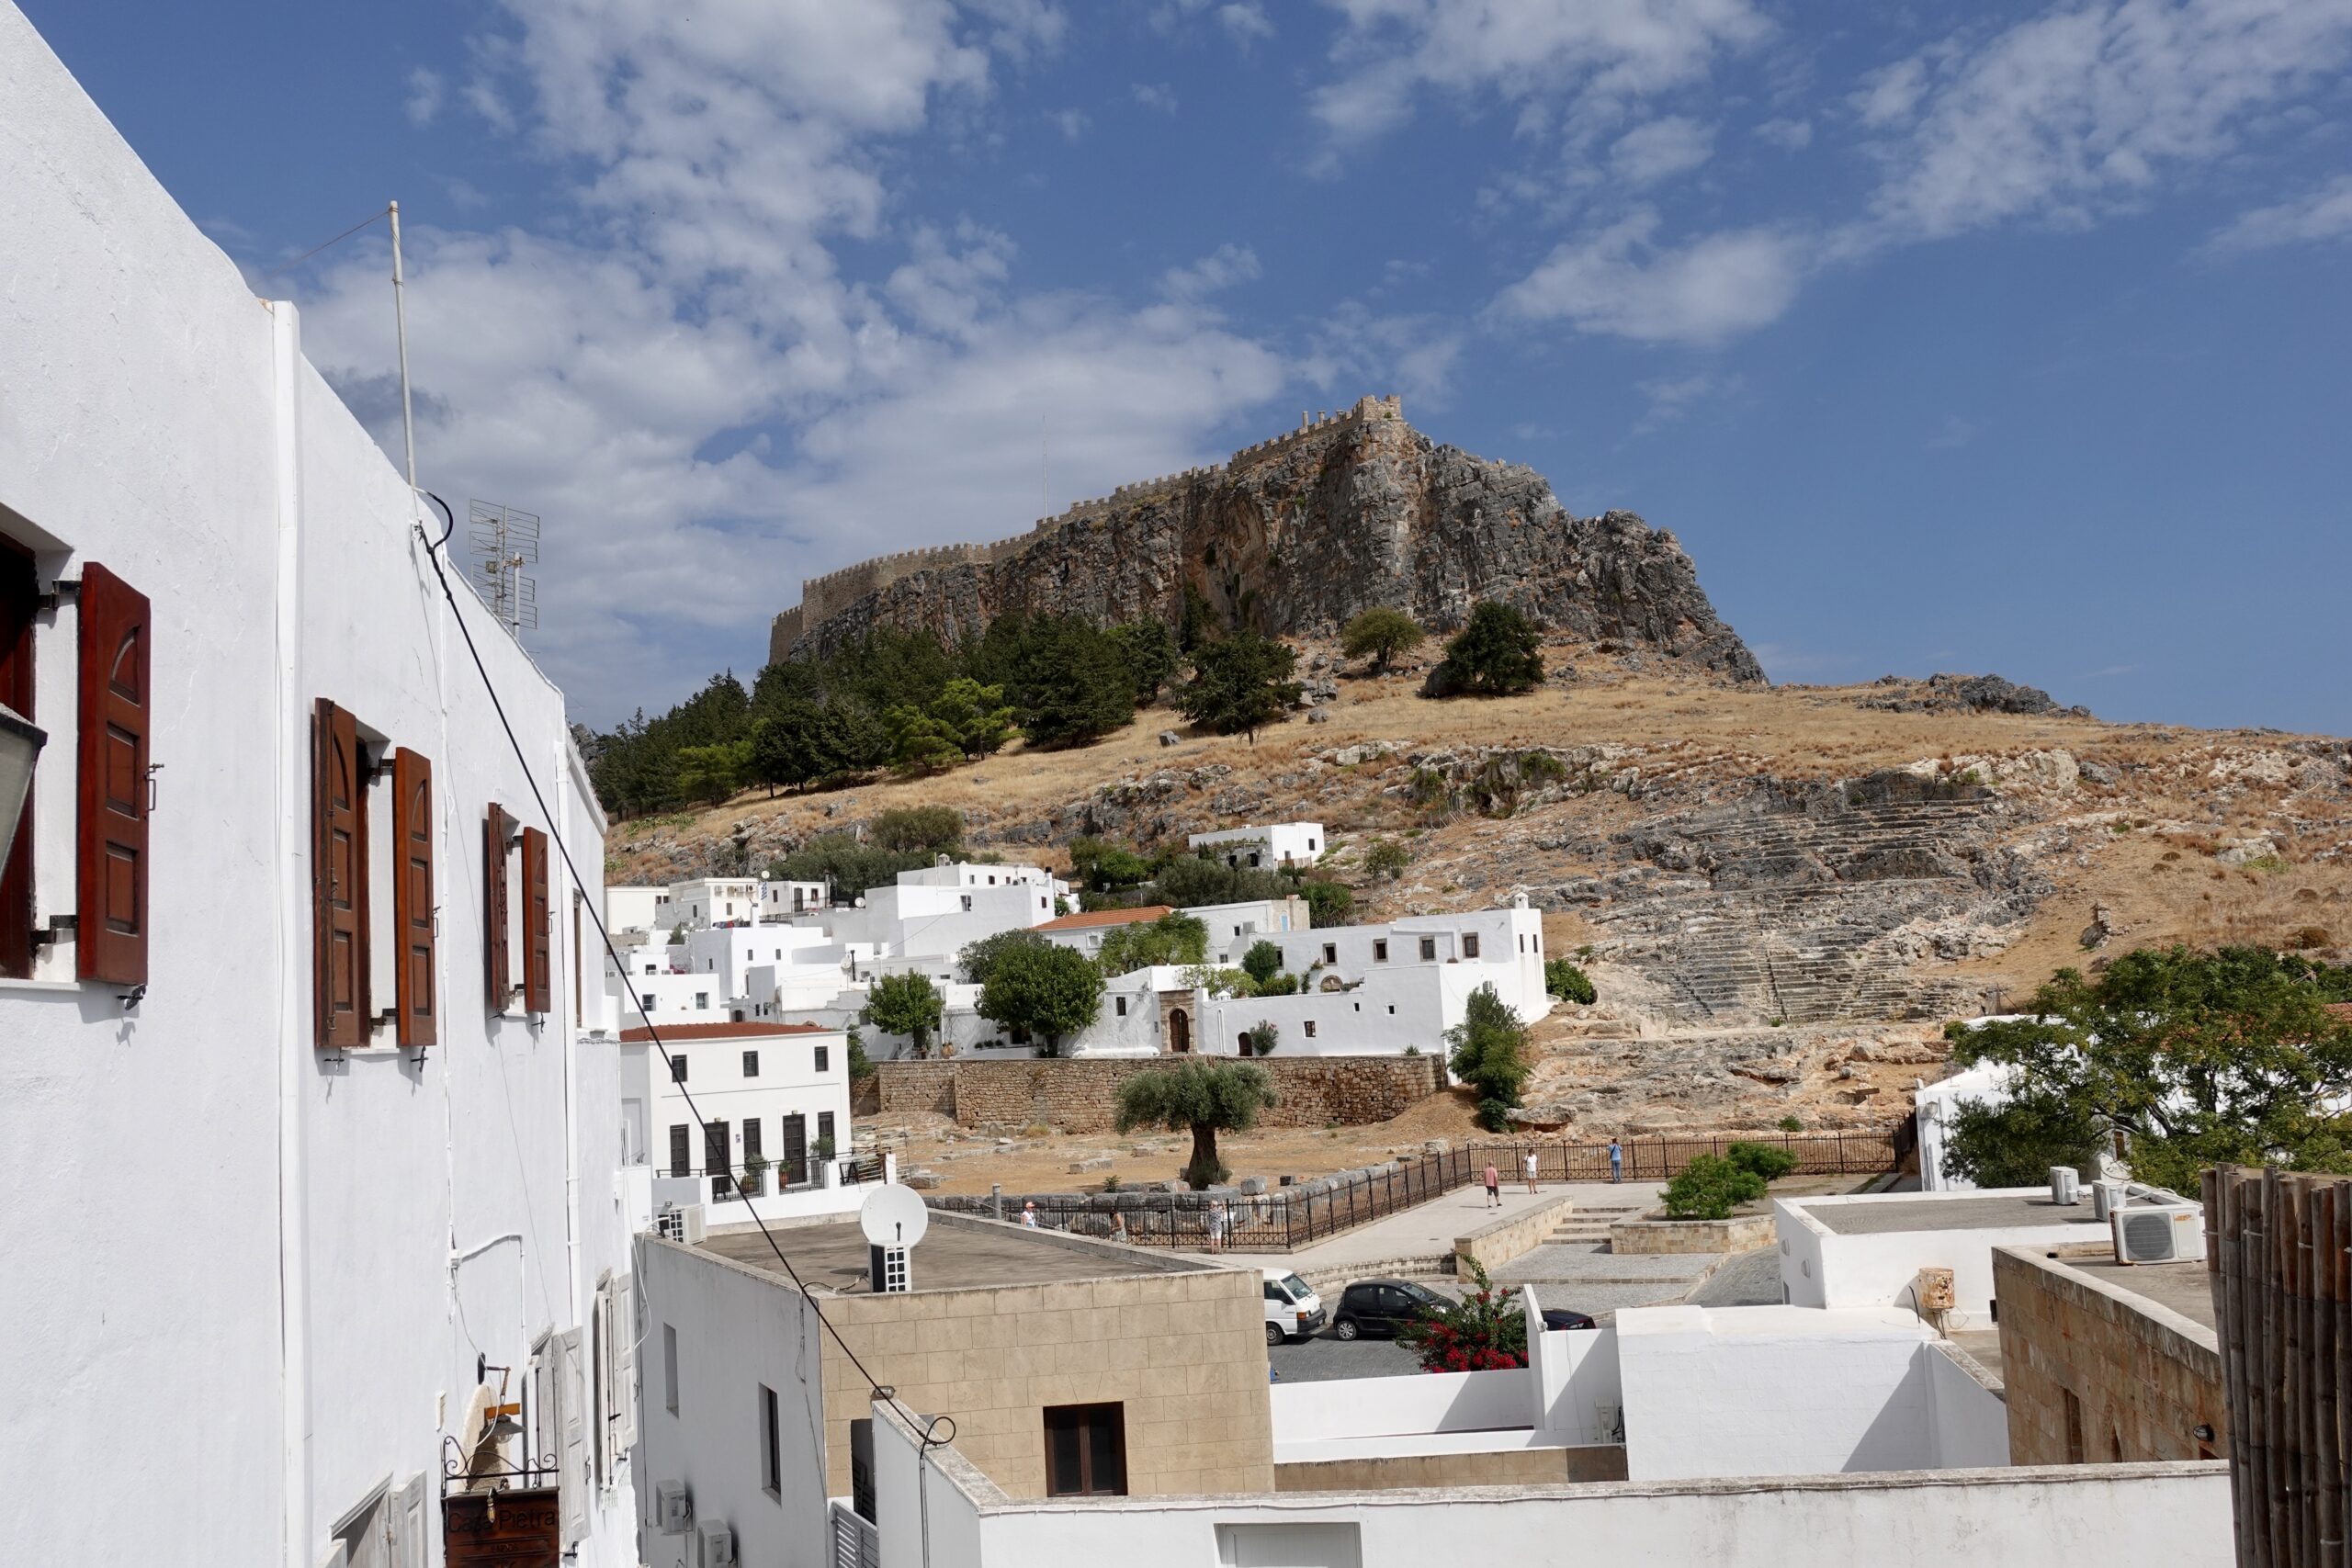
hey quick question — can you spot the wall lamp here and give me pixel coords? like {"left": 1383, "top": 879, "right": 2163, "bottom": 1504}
{"left": 0, "top": 701, "right": 44, "bottom": 852}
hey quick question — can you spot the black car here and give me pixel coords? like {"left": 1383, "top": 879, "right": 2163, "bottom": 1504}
{"left": 1332, "top": 1279, "right": 1450, "bottom": 1340}
{"left": 1541, "top": 1307, "right": 1598, "bottom": 1332}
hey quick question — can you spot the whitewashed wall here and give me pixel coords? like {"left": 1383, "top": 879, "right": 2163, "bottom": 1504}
{"left": 1776, "top": 1189, "right": 2097, "bottom": 1327}
{"left": 1270, "top": 1368, "right": 1527, "bottom": 1455}
{"left": 0, "top": 11, "right": 634, "bottom": 1562}
{"left": 1926, "top": 1341, "right": 2010, "bottom": 1467}
{"left": 871, "top": 1404, "right": 2233, "bottom": 1568}
{"left": 1526, "top": 1285, "right": 1623, "bottom": 1445}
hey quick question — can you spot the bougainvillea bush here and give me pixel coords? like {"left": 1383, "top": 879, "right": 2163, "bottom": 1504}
{"left": 1397, "top": 1259, "right": 1529, "bottom": 1372}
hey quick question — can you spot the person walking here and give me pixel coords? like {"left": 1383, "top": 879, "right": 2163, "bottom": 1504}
{"left": 1523, "top": 1149, "right": 1540, "bottom": 1194}
{"left": 1482, "top": 1159, "right": 1501, "bottom": 1209}
{"left": 1022, "top": 1200, "right": 1039, "bottom": 1228}
{"left": 1608, "top": 1140, "right": 1623, "bottom": 1185}
{"left": 1205, "top": 1200, "right": 1227, "bottom": 1252}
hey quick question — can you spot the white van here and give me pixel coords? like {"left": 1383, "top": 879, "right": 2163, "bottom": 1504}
{"left": 1261, "top": 1269, "right": 1326, "bottom": 1346}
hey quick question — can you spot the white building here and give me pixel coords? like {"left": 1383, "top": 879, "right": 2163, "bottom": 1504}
{"left": 605, "top": 883, "right": 667, "bottom": 934}
{"left": 1193, "top": 895, "right": 1310, "bottom": 963}
{"left": 629, "top": 1021, "right": 851, "bottom": 1205}
{"left": 757, "top": 878, "right": 828, "bottom": 921}
{"left": 1189, "top": 820, "right": 1325, "bottom": 869}
{"left": 1033, "top": 902, "right": 1179, "bottom": 961}
{"left": 668, "top": 875, "right": 758, "bottom": 928}
{"left": 825, "top": 861, "right": 1058, "bottom": 963}
{"left": 0, "top": 13, "right": 640, "bottom": 1562}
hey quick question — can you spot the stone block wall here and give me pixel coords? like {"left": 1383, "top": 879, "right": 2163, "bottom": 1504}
{"left": 1994, "top": 1244, "right": 2227, "bottom": 1465}
{"left": 871, "top": 1054, "right": 1442, "bottom": 1134}
{"left": 815, "top": 1253, "right": 1272, "bottom": 1498}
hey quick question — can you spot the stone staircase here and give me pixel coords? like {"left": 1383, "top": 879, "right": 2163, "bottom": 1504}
{"left": 1548, "top": 1203, "right": 1644, "bottom": 1248}
{"left": 1580, "top": 784, "right": 2026, "bottom": 1026}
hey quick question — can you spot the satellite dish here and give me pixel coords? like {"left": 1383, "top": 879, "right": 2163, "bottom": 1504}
{"left": 860, "top": 1183, "right": 929, "bottom": 1249}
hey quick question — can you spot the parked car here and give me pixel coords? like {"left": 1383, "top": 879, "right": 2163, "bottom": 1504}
{"left": 1261, "top": 1269, "right": 1327, "bottom": 1346}
{"left": 1331, "top": 1279, "right": 1451, "bottom": 1340}
{"left": 1540, "top": 1307, "right": 1598, "bottom": 1332}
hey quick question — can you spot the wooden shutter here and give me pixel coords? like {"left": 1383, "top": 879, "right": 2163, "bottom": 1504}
{"left": 75, "top": 562, "right": 151, "bottom": 984}
{"left": 391, "top": 749, "right": 436, "bottom": 1046}
{"left": 523, "top": 824, "right": 551, "bottom": 1014}
{"left": 483, "top": 804, "right": 511, "bottom": 1011}
{"left": 615, "top": 1272, "right": 639, "bottom": 1450}
{"left": 556, "top": 1326, "right": 589, "bottom": 1547}
{"left": 313, "top": 699, "right": 367, "bottom": 1048}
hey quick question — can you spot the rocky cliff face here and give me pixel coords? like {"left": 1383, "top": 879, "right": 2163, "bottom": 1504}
{"left": 773, "top": 398, "right": 1762, "bottom": 682}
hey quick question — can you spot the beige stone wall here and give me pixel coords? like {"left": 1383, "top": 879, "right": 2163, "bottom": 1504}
{"left": 1274, "top": 1442, "right": 1626, "bottom": 1492}
{"left": 872, "top": 1055, "right": 1442, "bottom": 1133}
{"left": 1455, "top": 1194, "right": 1578, "bottom": 1279}
{"left": 1994, "top": 1244, "right": 2228, "bottom": 1465}
{"left": 813, "top": 1265, "right": 1274, "bottom": 1499}
{"left": 1607, "top": 1213, "right": 1775, "bottom": 1255}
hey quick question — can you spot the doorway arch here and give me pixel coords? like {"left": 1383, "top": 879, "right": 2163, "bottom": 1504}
{"left": 1168, "top": 1008, "right": 1191, "bottom": 1054}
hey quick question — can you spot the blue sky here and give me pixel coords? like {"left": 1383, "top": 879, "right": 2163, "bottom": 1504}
{"left": 25, "top": 0, "right": 2352, "bottom": 733}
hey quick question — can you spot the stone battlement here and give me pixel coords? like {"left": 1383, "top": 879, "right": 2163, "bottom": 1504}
{"left": 781, "top": 395, "right": 1403, "bottom": 642}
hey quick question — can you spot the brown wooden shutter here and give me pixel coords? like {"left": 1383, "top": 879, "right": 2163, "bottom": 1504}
{"left": 523, "top": 825, "right": 551, "bottom": 1015}
{"left": 75, "top": 563, "right": 152, "bottom": 985}
{"left": 391, "top": 748, "right": 437, "bottom": 1046}
{"left": 313, "top": 699, "right": 366, "bottom": 1047}
{"left": 484, "top": 803, "right": 512, "bottom": 1011}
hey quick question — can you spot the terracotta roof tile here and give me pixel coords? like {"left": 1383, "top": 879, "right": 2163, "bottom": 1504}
{"left": 1032, "top": 905, "right": 1175, "bottom": 931}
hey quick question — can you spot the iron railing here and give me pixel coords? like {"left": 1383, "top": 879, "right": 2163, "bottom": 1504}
{"left": 938, "top": 1130, "right": 1899, "bottom": 1252}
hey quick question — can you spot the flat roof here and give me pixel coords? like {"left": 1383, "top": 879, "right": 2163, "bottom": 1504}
{"left": 695, "top": 1215, "right": 1201, "bottom": 1294}
{"left": 1034, "top": 905, "right": 1173, "bottom": 931}
{"left": 1806, "top": 1192, "right": 2109, "bottom": 1235}
{"left": 2061, "top": 1255, "right": 2217, "bottom": 1330}
{"left": 616, "top": 1021, "right": 835, "bottom": 1043}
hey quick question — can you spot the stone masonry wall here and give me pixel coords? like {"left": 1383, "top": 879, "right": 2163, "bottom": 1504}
{"left": 1994, "top": 1244, "right": 2228, "bottom": 1465}
{"left": 873, "top": 1054, "right": 1442, "bottom": 1134}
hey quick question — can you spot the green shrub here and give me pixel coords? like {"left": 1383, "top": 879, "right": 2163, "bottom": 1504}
{"left": 1661, "top": 1155, "right": 1766, "bottom": 1221}
{"left": 1424, "top": 600, "right": 1545, "bottom": 698}
{"left": 1724, "top": 1141, "right": 1798, "bottom": 1182}
{"left": 1364, "top": 838, "right": 1412, "bottom": 881}
{"left": 1544, "top": 958, "right": 1596, "bottom": 1005}
{"left": 1340, "top": 607, "right": 1425, "bottom": 671}
{"left": 1777, "top": 1115, "right": 1804, "bottom": 1134}
{"left": 1240, "top": 940, "right": 1285, "bottom": 986}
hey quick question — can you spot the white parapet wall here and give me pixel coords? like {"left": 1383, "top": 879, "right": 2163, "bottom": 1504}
{"left": 870, "top": 1399, "right": 2231, "bottom": 1568}
{"left": 1775, "top": 1188, "right": 2105, "bottom": 1328}
{"left": 1271, "top": 1368, "right": 1532, "bottom": 1461}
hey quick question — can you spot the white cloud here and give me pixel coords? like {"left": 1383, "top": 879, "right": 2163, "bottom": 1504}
{"left": 1046, "top": 107, "right": 1090, "bottom": 141}
{"left": 1753, "top": 116, "right": 1811, "bottom": 150}
{"left": 1160, "top": 243, "right": 1263, "bottom": 301}
{"left": 1610, "top": 116, "right": 1715, "bottom": 184}
{"left": 1219, "top": 3, "right": 1275, "bottom": 44}
{"left": 1631, "top": 370, "right": 1732, "bottom": 434}
{"left": 1849, "top": 0, "right": 2352, "bottom": 248}
{"left": 1925, "top": 413, "right": 1979, "bottom": 450}
{"left": 404, "top": 67, "right": 445, "bottom": 128}
{"left": 2207, "top": 174, "right": 2352, "bottom": 253}
{"left": 1131, "top": 81, "right": 1180, "bottom": 113}
{"left": 1302, "top": 304, "right": 1464, "bottom": 406}
{"left": 290, "top": 0, "right": 1295, "bottom": 721}
{"left": 1493, "top": 209, "right": 1806, "bottom": 344}
{"left": 1311, "top": 0, "right": 1770, "bottom": 144}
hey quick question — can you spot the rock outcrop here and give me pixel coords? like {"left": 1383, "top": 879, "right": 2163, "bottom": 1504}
{"left": 771, "top": 395, "right": 1761, "bottom": 682}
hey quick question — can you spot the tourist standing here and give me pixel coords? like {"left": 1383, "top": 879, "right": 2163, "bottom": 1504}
{"left": 1523, "top": 1149, "right": 1540, "bottom": 1194}
{"left": 1608, "top": 1140, "right": 1623, "bottom": 1184}
{"left": 1483, "top": 1159, "right": 1501, "bottom": 1209}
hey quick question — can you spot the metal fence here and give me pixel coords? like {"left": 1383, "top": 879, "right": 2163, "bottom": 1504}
{"left": 954, "top": 1129, "right": 1902, "bottom": 1252}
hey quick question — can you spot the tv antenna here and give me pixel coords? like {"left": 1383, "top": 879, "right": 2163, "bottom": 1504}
{"left": 469, "top": 501, "right": 539, "bottom": 634}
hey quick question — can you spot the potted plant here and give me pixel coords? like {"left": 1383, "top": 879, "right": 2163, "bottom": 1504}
{"left": 739, "top": 1153, "right": 770, "bottom": 1199}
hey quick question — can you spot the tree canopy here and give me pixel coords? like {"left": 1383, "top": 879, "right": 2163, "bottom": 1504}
{"left": 977, "top": 941, "right": 1103, "bottom": 1055}
{"left": 957, "top": 928, "right": 1048, "bottom": 987}
{"left": 1426, "top": 600, "right": 1545, "bottom": 698}
{"left": 1113, "top": 1058, "right": 1279, "bottom": 1190}
{"left": 1340, "top": 607, "right": 1425, "bottom": 671}
{"left": 1448, "top": 984, "right": 1533, "bottom": 1132}
{"left": 862, "top": 972, "right": 944, "bottom": 1056}
{"left": 1940, "top": 945, "right": 2352, "bottom": 1192}
{"left": 1175, "top": 630, "right": 1301, "bottom": 741}
{"left": 1093, "top": 912, "right": 1209, "bottom": 976}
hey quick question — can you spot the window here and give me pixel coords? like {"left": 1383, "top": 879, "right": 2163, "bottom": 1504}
{"left": 815, "top": 1044, "right": 831, "bottom": 1073}
{"left": 522, "top": 826, "right": 551, "bottom": 1013}
{"left": 1386, "top": 1005, "right": 1395, "bottom": 1015}
{"left": 1115, "top": 996, "right": 1128, "bottom": 1017}
{"left": 1463, "top": 933, "right": 1480, "bottom": 959}
{"left": 1, "top": 539, "right": 35, "bottom": 981}
{"left": 1374, "top": 940, "right": 1387, "bottom": 963}
{"left": 851, "top": 1419, "right": 877, "bottom": 1521}
{"left": 760, "top": 1384, "right": 782, "bottom": 1496}
{"left": 1304, "top": 1021, "right": 1317, "bottom": 1038}
{"left": 663, "top": 1324, "right": 680, "bottom": 1415}
{"left": 1043, "top": 1403, "right": 1127, "bottom": 1496}
{"left": 1308, "top": 838, "right": 1318, "bottom": 852}
{"left": 672, "top": 1055, "right": 688, "bottom": 1083}
{"left": 1248, "top": 852, "right": 1261, "bottom": 867}
{"left": 1323, "top": 943, "right": 1337, "bottom": 964}
{"left": 1418, "top": 937, "right": 1436, "bottom": 962}
{"left": 961, "top": 895, "right": 973, "bottom": 911}
{"left": 481, "top": 802, "right": 514, "bottom": 1016}
{"left": 2063, "top": 1389, "right": 2085, "bottom": 1463}
{"left": 694, "top": 991, "right": 709, "bottom": 1009}
{"left": 742, "top": 1050, "right": 760, "bottom": 1077}
{"left": 670, "top": 1125, "right": 690, "bottom": 1177}
{"left": 819, "top": 1111, "right": 835, "bottom": 1149}
{"left": 642, "top": 994, "right": 656, "bottom": 1010}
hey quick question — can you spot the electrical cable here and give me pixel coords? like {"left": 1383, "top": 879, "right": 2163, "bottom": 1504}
{"left": 257, "top": 207, "right": 390, "bottom": 282}
{"left": 412, "top": 503, "right": 953, "bottom": 1455}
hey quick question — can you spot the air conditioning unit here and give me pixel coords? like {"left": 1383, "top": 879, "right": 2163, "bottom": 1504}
{"left": 2092, "top": 1179, "right": 2128, "bottom": 1223}
{"left": 680, "top": 1204, "right": 707, "bottom": 1245}
{"left": 701, "top": 1522, "right": 737, "bottom": 1565}
{"left": 2049, "top": 1166, "right": 2082, "bottom": 1205}
{"left": 2113, "top": 1203, "right": 2206, "bottom": 1265}
{"left": 654, "top": 1481, "right": 693, "bottom": 1534}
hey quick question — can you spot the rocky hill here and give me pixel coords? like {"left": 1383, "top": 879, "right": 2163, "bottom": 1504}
{"left": 771, "top": 395, "right": 1760, "bottom": 682}
{"left": 609, "top": 650, "right": 2352, "bottom": 1139}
